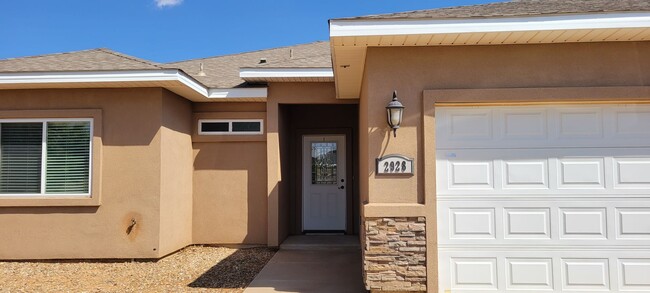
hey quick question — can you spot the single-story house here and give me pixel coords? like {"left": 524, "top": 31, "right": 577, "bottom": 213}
{"left": 1, "top": 0, "right": 650, "bottom": 292}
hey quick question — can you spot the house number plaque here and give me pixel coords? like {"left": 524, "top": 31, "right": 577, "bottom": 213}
{"left": 376, "top": 154, "right": 413, "bottom": 175}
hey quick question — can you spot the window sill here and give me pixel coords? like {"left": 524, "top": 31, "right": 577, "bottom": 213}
{"left": 0, "top": 195, "right": 100, "bottom": 207}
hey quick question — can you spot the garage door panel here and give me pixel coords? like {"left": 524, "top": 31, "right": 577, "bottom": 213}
{"left": 439, "top": 251, "right": 650, "bottom": 292}
{"left": 616, "top": 208, "right": 650, "bottom": 239}
{"left": 437, "top": 105, "right": 650, "bottom": 149}
{"left": 504, "top": 208, "right": 551, "bottom": 239}
{"left": 618, "top": 259, "right": 650, "bottom": 291}
{"left": 438, "top": 149, "right": 650, "bottom": 196}
{"left": 612, "top": 107, "right": 650, "bottom": 138}
{"left": 556, "top": 107, "right": 604, "bottom": 139}
{"left": 439, "top": 200, "right": 650, "bottom": 246}
{"left": 559, "top": 208, "right": 608, "bottom": 240}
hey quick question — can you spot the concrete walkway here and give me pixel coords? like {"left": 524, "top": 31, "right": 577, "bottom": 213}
{"left": 244, "top": 236, "right": 368, "bottom": 293}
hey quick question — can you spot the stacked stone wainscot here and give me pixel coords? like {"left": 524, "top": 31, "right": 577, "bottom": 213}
{"left": 363, "top": 217, "right": 426, "bottom": 292}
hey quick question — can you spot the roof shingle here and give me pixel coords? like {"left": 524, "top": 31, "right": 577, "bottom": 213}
{"left": 339, "top": 0, "right": 650, "bottom": 20}
{"left": 0, "top": 48, "right": 164, "bottom": 72}
{"left": 166, "top": 41, "right": 331, "bottom": 88}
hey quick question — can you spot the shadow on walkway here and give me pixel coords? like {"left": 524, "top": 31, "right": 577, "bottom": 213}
{"left": 188, "top": 247, "right": 277, "bottom": 289}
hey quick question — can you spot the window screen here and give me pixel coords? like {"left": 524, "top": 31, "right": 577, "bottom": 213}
{"left": 0, "top": 120, "right": 92, "bottom": 196}
{"left": 45, "top": 122, "right": 91, "bottom": 194}
{"left": 0, "top": 123, "right": 43, "bottom": 194}
{"left": 199, "top": 120, "right": 263, "bottom": 135}
{"left": 200, "top": 122, "right": 229, "bottom": 133}
{"left": 232, "top": 121, "right": 261, "bottom": 132}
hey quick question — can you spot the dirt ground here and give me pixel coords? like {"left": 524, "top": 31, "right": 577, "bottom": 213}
{"left": 0, "top": 246, "right": 276, "bottom": 293}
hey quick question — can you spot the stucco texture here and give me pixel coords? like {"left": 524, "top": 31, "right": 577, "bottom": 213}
{"left": 359, "top": 41, "right": 650, "bottom": 291}
{"left": 0, "top": 88, "right": 193, "bottom": 259}
{"left": 192, "top": 102, "right": 268, "bottom": 245}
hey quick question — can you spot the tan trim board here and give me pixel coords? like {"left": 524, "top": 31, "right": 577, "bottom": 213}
{"left": 363, "top": 203, "right": 427, "bottom": 217}
{"left": 424, "top": 86, "right": 650, "bottom": 104}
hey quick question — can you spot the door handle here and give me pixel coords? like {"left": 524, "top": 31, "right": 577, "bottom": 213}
{"left": 338, "top": 186, "right": 345, "bottom": 190}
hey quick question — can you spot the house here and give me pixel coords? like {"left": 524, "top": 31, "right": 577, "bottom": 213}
{"left": 1, "top": 0, "right": 650, "bottom": 292}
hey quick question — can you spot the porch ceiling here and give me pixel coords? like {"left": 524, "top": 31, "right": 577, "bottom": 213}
{"left": 329, "top": 12, "right": 650, "bottom": 99}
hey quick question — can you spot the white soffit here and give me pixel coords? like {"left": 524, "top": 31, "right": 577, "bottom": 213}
{"left": 240, "top": 67, "right": 334, "bottom": 82}
{"left": 329, "top": 12, "right": 650, "bottom": 99}
{"left": 0, "top": 70, "right": 268, "bottom": 102}
{"left": 208, "top": 88, "right": 267, "bottom": 99}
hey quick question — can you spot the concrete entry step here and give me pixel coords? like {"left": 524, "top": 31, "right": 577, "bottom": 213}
{"left": 279, "top": 235, "right": 360, "bottom": 251}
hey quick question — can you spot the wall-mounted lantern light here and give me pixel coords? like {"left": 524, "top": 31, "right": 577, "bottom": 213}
{"left": 386, "top": 90, "right": 405, "bottom": 137}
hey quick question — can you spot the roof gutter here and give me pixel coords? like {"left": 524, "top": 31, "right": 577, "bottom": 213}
{"left": 0, "top": 69, "right": 268, "bottom": 101}
{"left": 330, "top": 12, "right": 650, "bottom": 37}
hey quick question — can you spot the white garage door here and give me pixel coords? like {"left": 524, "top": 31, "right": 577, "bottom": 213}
{"left": 436, "top": 104, "right": 650, "bottom": 292}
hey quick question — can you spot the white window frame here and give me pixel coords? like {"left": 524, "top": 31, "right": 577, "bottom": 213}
{"left": 0, "top": 118, "right": 93, "bottom": 197}
{"left": 198, "top": 119, "right": 264, "bottom": 135}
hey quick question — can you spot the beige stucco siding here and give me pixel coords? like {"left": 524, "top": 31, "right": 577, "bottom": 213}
{"left": 192, "top": 102, "right": 268, "bottom": 245}
{"left": 360, "top": 41, "right": 650, "bottom": 292}
{"left": 0, "top": 88, "right": 167, "bottom": 259}
{"left": 158, "top": 90, "right": 194, "bottom": 256}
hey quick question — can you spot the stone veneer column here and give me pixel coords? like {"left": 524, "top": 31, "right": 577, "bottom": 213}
{"left": 363, "top": 217, "right": 427, "bottom": 292}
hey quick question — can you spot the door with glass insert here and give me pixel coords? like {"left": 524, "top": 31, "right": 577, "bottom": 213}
{"left": 302, "top": 135, "right": 346, "bottom": 231}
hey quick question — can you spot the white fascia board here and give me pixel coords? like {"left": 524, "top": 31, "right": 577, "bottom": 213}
{"left": 208, "top": 87, "right": 268, "bottom": 99}
{"left": 240, "top": 68, "right": 334, "bottom": 79}
{"left": 0, "top": 70, "right": 269, "bottom": 100}
{"left": 0, "top": 69, "right": 209, "bottom": 96}
{"left": 0, "top": 69, "right": 183, "bottom": 83}
{"left": 330, "top": 12, "right": 650, "bottom": 37}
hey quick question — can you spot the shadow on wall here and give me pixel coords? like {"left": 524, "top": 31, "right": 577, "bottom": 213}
{"left": 193, "top": 141, "right": 268, "bottom": 245}
{"left": 187, "top": 247, "right": 277, "bottom": 289}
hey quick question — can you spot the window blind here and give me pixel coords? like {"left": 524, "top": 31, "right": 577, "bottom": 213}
{"left": 45, "top": 122, "right": 91, "bottom": 194}
{"left": 0, "top": 123, "right": 43, "bottom": 194}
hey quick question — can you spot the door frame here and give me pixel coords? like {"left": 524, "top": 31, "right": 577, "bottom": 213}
{"left": 293, "top": 128, "right": 354, "bottom": 235}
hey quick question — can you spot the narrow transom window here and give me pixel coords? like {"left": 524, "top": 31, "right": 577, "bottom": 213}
{"left": 0, "top": 119, "right": 92, "bottom": 196}
{"left": 198, "top": 119, "right": 263, "bottom": 135}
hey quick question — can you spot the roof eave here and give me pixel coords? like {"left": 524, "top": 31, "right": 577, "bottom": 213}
{"left": 329, "top": 12, "right": 650, "bottom": 99}
{"left": 239, "top": 67, "right": 334, "bottom": 83}
{"left": 0, "top": 69, "right": 268, "bottom": 102}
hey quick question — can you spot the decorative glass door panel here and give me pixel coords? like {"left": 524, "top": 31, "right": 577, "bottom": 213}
{"left": 302, "top": 135, "right": 346, "bottom": 231}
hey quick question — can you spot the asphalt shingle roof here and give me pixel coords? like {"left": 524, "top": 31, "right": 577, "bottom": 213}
{"left": 0, "top": 48, "right": 164, "bottom": 72}
{"left": 339, "top": 0, "right": 650, "bottom": 20}
{"left": 166, "top": 41, "right": 331, "bottom": 88}
{"left": 2, "top": 0, "right": 648, "bottom": 89}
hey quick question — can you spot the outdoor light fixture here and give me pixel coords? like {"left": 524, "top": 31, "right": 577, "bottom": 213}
{"left": 386, "top": 90, "right": 405, "bottom": 137}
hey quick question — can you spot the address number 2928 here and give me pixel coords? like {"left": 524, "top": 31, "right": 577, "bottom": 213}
{"left": 376, "top": 155, "right": 413, "bottom": 175}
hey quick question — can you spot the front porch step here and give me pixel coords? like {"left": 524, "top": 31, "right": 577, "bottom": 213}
{"left": 280, "top": 235, "right": 360, "bottom": 251}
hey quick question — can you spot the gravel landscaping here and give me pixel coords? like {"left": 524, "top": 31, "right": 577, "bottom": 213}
{"left": 0, "top": 246, "right": 276, "bottom": 293}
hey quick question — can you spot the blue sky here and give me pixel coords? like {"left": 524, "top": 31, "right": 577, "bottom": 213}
{"left": 1, "top": 0, "right": 502, "bottom": 63}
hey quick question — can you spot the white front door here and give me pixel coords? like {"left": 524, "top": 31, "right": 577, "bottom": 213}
{"left": 302, "top": 135, "right": 346, "bottom": 231}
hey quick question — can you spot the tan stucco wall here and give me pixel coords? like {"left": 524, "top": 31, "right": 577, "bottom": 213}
{"left": 360, "top": 41, "right": 650, "bottom": 291}
{"left": 192, "top": 102, "right": 268, "bottom": 245}
{"left": 266, "top": 82, "right": 358, "bottom": 246}
{"left": 158, "top": 90, "right": 194, "bottom": 256}
{"left": 0, "top": 88, "right": 168, "bottom": 259}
